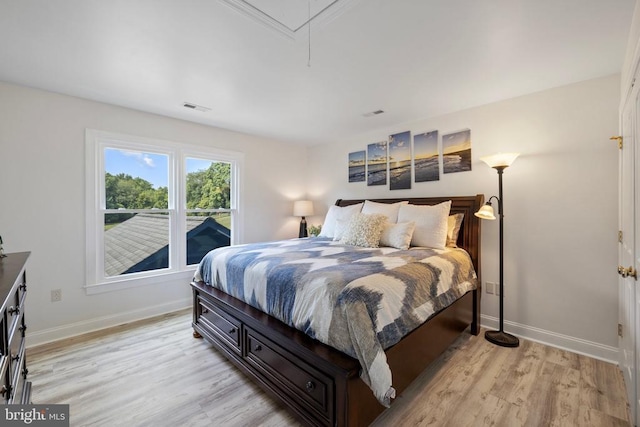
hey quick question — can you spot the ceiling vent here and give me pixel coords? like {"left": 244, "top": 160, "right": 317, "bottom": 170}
{"left": 183, "top": 102, "right": 211, "bottom": 112}
{"left": 363, "top": 110, "right": 385, "bottom": 117}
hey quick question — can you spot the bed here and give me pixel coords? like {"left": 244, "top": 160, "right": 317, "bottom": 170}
{"left": 191, "top": 195, "right": 483, "bottom": 426}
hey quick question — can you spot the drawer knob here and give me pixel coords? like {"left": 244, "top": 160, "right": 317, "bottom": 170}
{"left": 202, "top": 308, "right": 209, "bottom": 314}
{"left": 11, "top": 354, "right": 19, "bottom": 362}
{"left": 306, "top": 381, "right": 316, "bottom": 392}
{"left": 19, "top": 283, "right": 26, "bottom": 292}
{"left": 228, "top": 328, "right": 237, "bottom": 335}
{"left": 254, "top": 344, "right": 262, "bottom": 352}
{"left": 8, "top": 306, "right": 19, "bottom": 316}
{"left": 0, "top": 386, "right": 7, "bottom": 397}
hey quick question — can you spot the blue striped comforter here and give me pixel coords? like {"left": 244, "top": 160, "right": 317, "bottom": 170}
{"left": 194, "top": 237, "right": 477, "bottom": 406}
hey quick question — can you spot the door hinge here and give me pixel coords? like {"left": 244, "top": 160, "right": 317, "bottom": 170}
{"left": 610, "top": 135, "right": 623, "bottom": 149}
{"left": 619, "top": 323, "right": 623, "bottom": 337}
{"left": 619, "top": 230, "right": 623, "bottom": 243}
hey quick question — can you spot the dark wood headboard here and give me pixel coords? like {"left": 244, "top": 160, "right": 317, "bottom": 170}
{"left": 335, "top": 195, "right": 484, "bottom": 275}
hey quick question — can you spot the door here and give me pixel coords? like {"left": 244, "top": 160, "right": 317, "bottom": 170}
{"left": 635, "top": 88, "right": 640, "bottom": 427}
{"left": 620, "top": 76, "right": 638, "bottom": 426}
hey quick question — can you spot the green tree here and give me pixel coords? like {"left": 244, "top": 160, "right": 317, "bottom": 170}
{"left": 105, "top": 173, "right": 169, "bottom": 224}
{"left": 105, "top": 173, "right": 167, "bottom": 209}
{"left": 104, "top": 163, "right": 229, "bottom": 226}
{"left": 186, "top": 162, "right": 230, "bottom": 209}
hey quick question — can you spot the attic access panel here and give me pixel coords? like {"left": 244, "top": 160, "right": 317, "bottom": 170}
{"left": 220, "top": 0, "right": 359, "bottom": 38}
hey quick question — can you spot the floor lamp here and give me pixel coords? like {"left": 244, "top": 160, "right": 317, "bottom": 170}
{"left": 293, "top": 200, "right": 314, "bottom": 238}
{"left": 475, "top": 152, "right": 520, "bottom": 348}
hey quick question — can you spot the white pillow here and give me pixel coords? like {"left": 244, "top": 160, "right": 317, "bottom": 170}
{"left": 397, "top": 201, "right": 452, "bottom": 249}
{"left": 318, "top": 203, "right": 363, "bottom": 238}
{"left": 379, "top": 221, "right": 416, "bottom": 250}
{"left": 361, "top": 200, "right": 408, "bottom": 223}
{"left": 333, "top": 217, "right": 350, "bottom": 240}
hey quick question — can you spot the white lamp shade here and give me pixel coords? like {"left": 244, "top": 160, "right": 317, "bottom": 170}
{"left": 480, "top": 152, "right": 520, "bottom": 168}
{"left": 474, "top": 204, "right": 496, "bottom": 220}
{"left": 293, "top": 200, "right": 314, "bottom": 217}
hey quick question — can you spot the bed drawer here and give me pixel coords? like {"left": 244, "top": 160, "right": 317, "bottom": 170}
{"left": 245, "top": 328, "right": 333, "bottom": 424}
{"left": 197, "top": 296, "right": 241, "bottom": 355}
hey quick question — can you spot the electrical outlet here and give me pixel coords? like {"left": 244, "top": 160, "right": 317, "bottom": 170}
{"left": 485, "top": 282, "right": 494, "bottom": 294}
{"left": 51, "top": 289, "right": 62, "bottom": 302}
{"left": 486, "top": 282, "right": 500, "bottom": 296}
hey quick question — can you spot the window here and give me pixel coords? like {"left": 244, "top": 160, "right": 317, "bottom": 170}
{"left": 85, "top": 130, "right": 243, "bottom": 294}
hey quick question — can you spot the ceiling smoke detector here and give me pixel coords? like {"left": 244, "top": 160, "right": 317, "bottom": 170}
{"left": 183, "top": 102, "right": 211, "bottom": 112}
{"left": 363, "top": 110, "right": 385, "bottom": 117}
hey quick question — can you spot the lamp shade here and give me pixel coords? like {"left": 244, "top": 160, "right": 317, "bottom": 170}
{"left": 293, "top": 200, "right": 314, "bottom": 217}
{"left": 480, "top": 152, "right": 520, "bottom": 168}
{"left": 474, "top": 204, "right": 496, "bottom": 220}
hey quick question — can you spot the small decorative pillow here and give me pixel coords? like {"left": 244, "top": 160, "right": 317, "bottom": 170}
{"left": 446, "top": 213, "right": 464, "bottom": 247}
{"left": 379, "top": 221, "right": 416, "bottom": 250}
{"left": 319, "top": 203, "right": 363, "bottom": 238}
{"left": 340, "top": 213, "right": 387, "bottom": 248}
{"left": 397, "top": 201, "right": 452, "bottom": 249}
{"left": 361, "top": 200, "right": 409, "bottom": 224}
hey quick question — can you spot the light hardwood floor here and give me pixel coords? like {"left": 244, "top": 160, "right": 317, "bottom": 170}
{"left": 28, "top": 309, "right": 630, "bottom": 427}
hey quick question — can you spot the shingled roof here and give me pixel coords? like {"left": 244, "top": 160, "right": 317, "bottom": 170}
{"left": 104, "top": 214, "right": 230, "bottom": 277}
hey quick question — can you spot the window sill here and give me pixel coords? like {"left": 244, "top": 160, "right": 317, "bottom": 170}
{"left": 84, "top": 269, "right": 197, "bottom": 295}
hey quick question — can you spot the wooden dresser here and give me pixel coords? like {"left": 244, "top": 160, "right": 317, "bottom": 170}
{"left": 0, "top": 252, "right": 31, "bottom": 404}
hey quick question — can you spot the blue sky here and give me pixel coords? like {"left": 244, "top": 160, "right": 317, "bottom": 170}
{"left": 443, "top": 129, "right": 471, "bottom": 154}
{"left": 414, "top": 130, "right": 438, "bottom": 159}
{"left": 367, "top": 141, "right": 387, "bottom": 163}
{"left": 105, "top": 148, "right": 214, "bottom": 188}
{"left": 348, "top": 150, "right": 365, "bottom": 166}
{"left": 389, "top": 131, "right": 411, "bottom": 162}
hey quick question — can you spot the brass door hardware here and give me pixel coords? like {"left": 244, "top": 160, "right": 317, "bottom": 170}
{"left": 610, "top": 136, "right": 623, "bottom": 149}
{"left": 619, "top": 265, "right": 638, "bottom": 280}
{"left": 619, "top": 265, "right": 627, "bottom": 277}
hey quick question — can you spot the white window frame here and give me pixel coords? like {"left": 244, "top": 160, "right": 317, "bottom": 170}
{"left": 85, "top": 129, "right": 243, "bottom": 295}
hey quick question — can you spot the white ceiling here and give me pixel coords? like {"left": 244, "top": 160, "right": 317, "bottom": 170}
{"left": 0, "top": 0, "right": 634, "bottom": 146}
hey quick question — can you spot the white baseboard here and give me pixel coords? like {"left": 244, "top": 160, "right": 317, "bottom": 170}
{"left": 26, "top": 303, "right": 620, "bottom": 364}
{"left": 26, "top": 298, "right": 192, "bottom": 348}
{"left": 481, "top": 315, "right": 619, "bottom": 364}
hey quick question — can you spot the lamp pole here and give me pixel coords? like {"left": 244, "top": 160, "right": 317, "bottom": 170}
{"left": 485, "top": 165, "right": 519, "bottom": 347}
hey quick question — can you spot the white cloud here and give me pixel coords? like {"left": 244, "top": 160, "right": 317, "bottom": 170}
{"left": 120, "top": 150, "right": 155, "bottom": 168}
{"left": 143, "top": 155, "right": 155, "bottom": 167}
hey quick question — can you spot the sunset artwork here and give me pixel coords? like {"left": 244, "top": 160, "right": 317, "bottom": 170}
{"left": 367, "top": 141, "right": 387, "bottom": 186}
{"left": 388, "top": 131, "right": 412, "bottom": 190}
{"left": 413, "top": 130, "right": 439, "bottom": 182}
{"left": 348, "top": 150, "right": 366, "bottom": 182}
{"left": 442, "top": 129, "right": 472, "bottom": 174}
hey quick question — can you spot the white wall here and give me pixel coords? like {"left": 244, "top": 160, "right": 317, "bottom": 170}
{"left": 0, "top": 81, "right": 308, "bottom": 346}
{"left": 0, "top": 75, "right": 621, "bottom": 360}
{"left": 306, "top": 75, "right": 620, "bottom": 361}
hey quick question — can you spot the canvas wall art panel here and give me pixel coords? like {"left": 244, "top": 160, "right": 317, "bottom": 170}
{"left": 367, "top": 141, "right": 387, "bottom": 186}
{"left": 388, "top": 131, "right": 412, "bottom": 190}
{"left": 348, "top": 150, "right": 366, "bottom": 182}
{"left": 443, "top": 129, "right": 472, "bottom": 174}
{"left": 413, "top": 130, "right": 440, "bottom": 182}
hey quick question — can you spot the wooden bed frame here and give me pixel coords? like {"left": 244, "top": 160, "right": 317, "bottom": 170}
{"left": 191, "top": 195, "right": 484, "bottom": 426}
